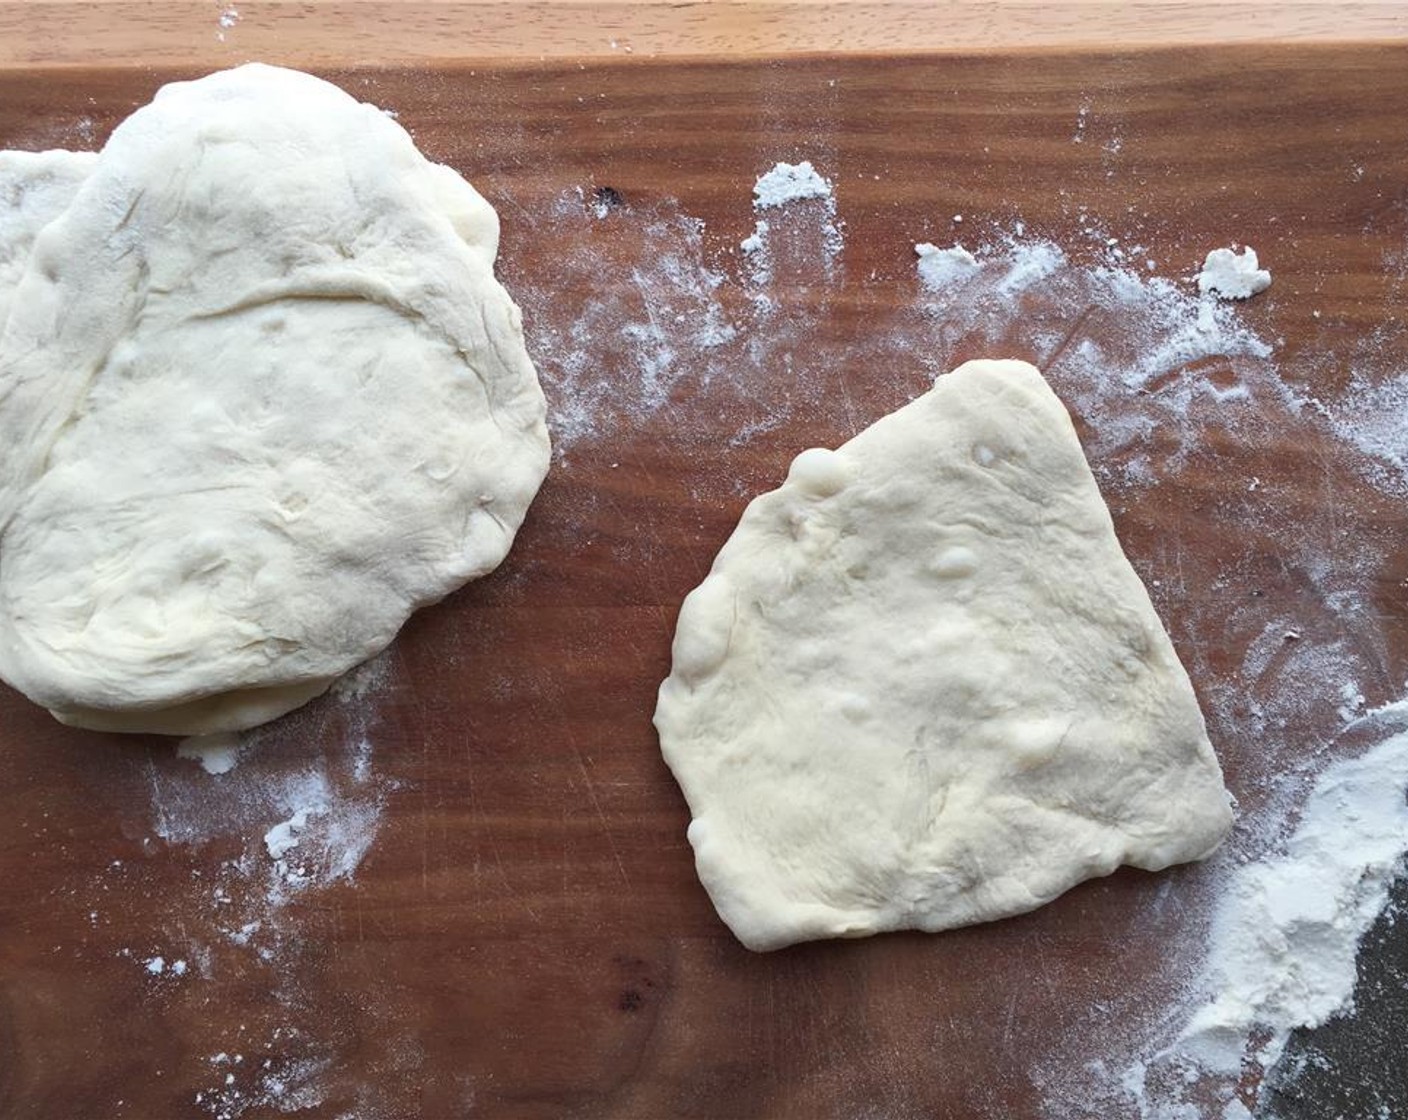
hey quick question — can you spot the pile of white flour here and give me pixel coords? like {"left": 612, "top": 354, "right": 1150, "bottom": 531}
{"left": 1121, "top": 712, "right": 1408, "bottom": 1117}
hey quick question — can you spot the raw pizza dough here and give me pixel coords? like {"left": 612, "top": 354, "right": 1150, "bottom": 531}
{"left": 0, "top": 150, "right": 97, "bottom": 331}
{"left": 655, "top": 359, "right": 1232, "bottom": 951}
{"left": 0, "top": 65, "right": 549, "bottom": 735}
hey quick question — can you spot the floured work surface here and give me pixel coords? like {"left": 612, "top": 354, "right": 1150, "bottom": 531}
{"left": 2, "top": 46, "right": 1407, "bottom": 1119}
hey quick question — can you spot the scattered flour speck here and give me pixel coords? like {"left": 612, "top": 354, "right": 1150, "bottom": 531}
{"left": 752, "top": 160, "right": 833, "bottom": 209}
{"left": 264, "top": 807, "right": 315, "bottom": 862}
{"left": 1197, "top": 245, "right": 1272, "bottom": 300}
{"left": 914, "top": 242, "right": 979, "bottom": 288}
{"left": 1324, "top": 370, "right": 1408, "bottom": 494}
{"left": 177, "top": 732, "right": 241, "bottom": 775}
{"left": 740, "top": 220, "right": 768, "bottom": 255}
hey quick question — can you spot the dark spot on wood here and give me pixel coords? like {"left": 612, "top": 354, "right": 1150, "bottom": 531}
{"left": 593, "top": 185, "right": 625, "bottom": 211}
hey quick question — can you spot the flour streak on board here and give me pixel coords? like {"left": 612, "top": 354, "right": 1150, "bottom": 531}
{"left": 502, "top": 160, "right": 860, "bottom": 479}
{"left": 118, "top": 654, "right": 398, "bottom": 1120}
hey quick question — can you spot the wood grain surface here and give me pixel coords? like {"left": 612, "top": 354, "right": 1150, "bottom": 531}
{"left": 1, "top": 2, "right": 1407, "bottom": 68}
{"left": 3, "top": 43, "right": 1408, "bottom": 1120}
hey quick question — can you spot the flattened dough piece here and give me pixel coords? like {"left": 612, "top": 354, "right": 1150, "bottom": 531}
{"left": 0, "top": 65, "right": 549, "bottom": 735}
{"left": 0, "top": 150, "right": 97, "bottom": 331}
{"left": 655, "top": 359, "right": 1231, "bottom": 951}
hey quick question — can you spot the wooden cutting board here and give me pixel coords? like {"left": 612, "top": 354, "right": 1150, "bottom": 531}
{"left": 3, "top": 44, "right": 1408, "bottom": 1119}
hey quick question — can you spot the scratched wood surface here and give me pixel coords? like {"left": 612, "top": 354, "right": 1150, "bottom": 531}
{"left": 2, "top": 45, "right": 1408, "bottom": 1119}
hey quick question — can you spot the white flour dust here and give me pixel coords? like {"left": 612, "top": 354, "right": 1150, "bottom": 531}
{"left": 743, "top": 159, "right": 843, "bottom": 299}
{"left": 739, "top": 218, "right": 771, "bottom": 288}
{"left": 1323, "top": 369, "right": 1408, "bottom": 496}
{"left": 752, "top": 160, "right": 833, "bottom": 208}
{"left": 1074, "top": 704, "right": 1408, "bottom": 1120}
{"left": 215, "top": 5, "right": 240, "bottom": 41}
{"left": 909, "top": 229, "right": 1276, "bottom": 485}
{"left": 194, "top": 1035, "right": 332, "bottom": 1120}
{"left": 120, "top": 654, "right": 398, "bottom": 1119}
{"left": 1164, "top": 710, "right": 1408, "bottom": 1076}
{"left": 914, "top": 242, "right": 979, "bottom": 288}
{"left": 739, "top": 219, "right": 767, "bottom": 256}
{"left": 509, "top": 189, "right": 738, "bottom": 454}
{"left": 264, "top": 807, "right": 313, "bottom": 861}
{"left": 505, "top": 162, "right": 849, "bottom": 470}
{"left": 177, "top": 732, "right": 241, "bottom": 775}
{"left": 146, "top": 657, "right": 391, "bottom": 867}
